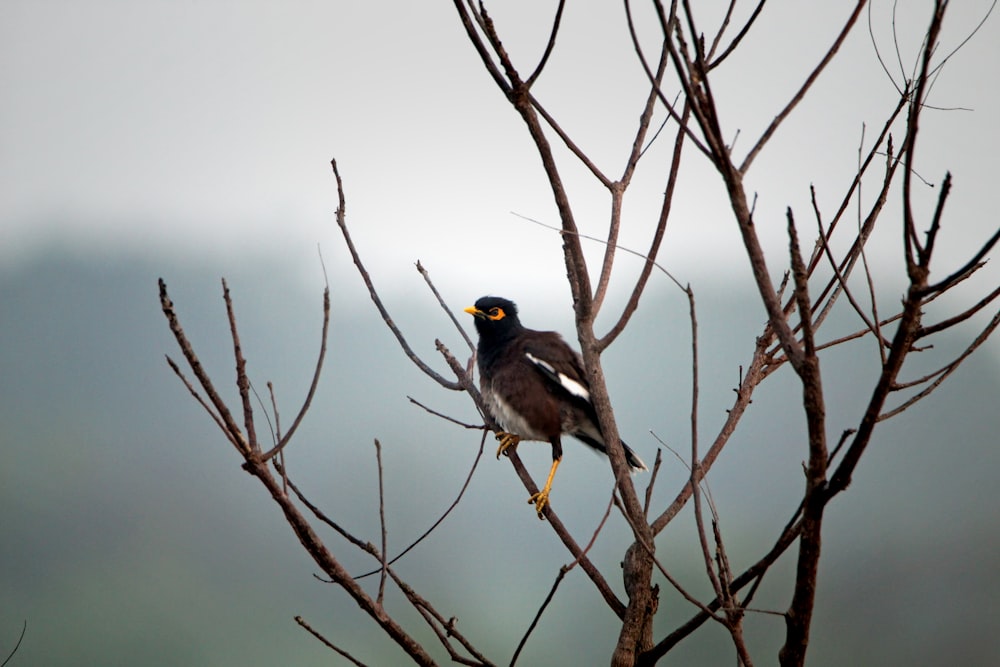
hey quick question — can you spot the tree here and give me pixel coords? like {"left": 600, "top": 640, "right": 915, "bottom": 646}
{"left": 159, "top": 2, "right": 998, "bottom": 665}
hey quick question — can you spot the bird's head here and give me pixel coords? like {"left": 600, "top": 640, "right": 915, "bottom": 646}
{"left": 464, "top": 296, "right": 521, "bottom": 337}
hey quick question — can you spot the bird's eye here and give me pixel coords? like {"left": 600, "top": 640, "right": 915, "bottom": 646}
{"left": 488, "top": 307, "right": 505, "bottom": 321}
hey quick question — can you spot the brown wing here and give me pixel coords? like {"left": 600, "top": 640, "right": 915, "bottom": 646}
{"left": 522, "top": 332, "right": 592, "bottom": 404}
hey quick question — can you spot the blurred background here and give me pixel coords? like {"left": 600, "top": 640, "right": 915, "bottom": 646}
{"left": 2, "top": 2, "right": 998, "bottom": 665}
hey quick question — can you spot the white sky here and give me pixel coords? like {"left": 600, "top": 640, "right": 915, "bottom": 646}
{"left": 1, "top": 1, "right": 997, "bottom": 300}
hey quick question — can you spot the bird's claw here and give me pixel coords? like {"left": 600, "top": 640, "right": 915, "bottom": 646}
{"left": 528, "top": 489, "right": 550, "bottom": 519}
{"left": 495, "top": 432, "right": 520, "bottom": 459}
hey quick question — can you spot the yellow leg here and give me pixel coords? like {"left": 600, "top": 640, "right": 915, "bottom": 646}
{"left": 495, "top": 431, "right": 520, "bottom": 459}
{"left": 528, "top": 457, "right": 561, "bottom": 519}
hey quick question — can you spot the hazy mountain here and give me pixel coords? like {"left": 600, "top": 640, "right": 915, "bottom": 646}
{"left": 2, "top": 252, "right": 997, "bottom": 665}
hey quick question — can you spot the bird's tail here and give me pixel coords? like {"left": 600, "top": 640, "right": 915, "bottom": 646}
{"left": 621, "top": 442, "right": 648, "bottom": 472}
{"left": 576, "top": 433, "right": 648, "bottom": 472}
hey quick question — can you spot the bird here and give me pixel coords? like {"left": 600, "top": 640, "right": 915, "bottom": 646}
{"left": 464, "top": 296, "right": 647, "bottom": 519}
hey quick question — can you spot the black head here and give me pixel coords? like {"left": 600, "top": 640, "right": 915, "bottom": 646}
{"left": 464, "top": 296, "right": 522, "bottom": 338}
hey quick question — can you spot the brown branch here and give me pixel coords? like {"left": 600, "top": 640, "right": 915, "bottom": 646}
{"left": 778, "top": 209, "right": 828, "bottom": 667}
{"left": 469, "top": 6, "right": 594, "bottom": 315}
{"left": 407, "top": 396, "right": 485, "bottom": 430}
{"left": 388, "top": 569, "right": 495, "bottom": 667}
{"left": 159, "top": 279, "right": 249, "bottom": 454}
{"left": 686, "top": 282, "right": 728, "bottom": 607}
{"left": 901, "top": 3, "right": 947, "bottom": 274}
{"left": 879, "top": 309, "right": 1000, "bottom": 421}
{"left": 625, "top": 0, "right": 713, "bottom": 159}
{"left": 615, "top": 496, "right": 721, "bottom": 620}
{"left": 707, "top": 0, "right": 767, "bottom": 68}
{"left": 739, "top": 0, "right": 867, "bottom": 174}
{"left": 526, "top": 92, "right": 612, "bottom": 188}
{"left": 642, "top": 449, "right": 664, "bottom": 518}
{"left": 506, "top": 449, "right": 627, "bottom": 619}
{"left": 917, "top": 284, "right": 1000, "bottom": 339}
{"left": 921, "top": 226, "right": 1000, "bottom": 296}
{"left": 810, "top": 186, "right": 888, "bottom": 351}
{"left": 374, "top": 440, "right": 388, "bottom": 608}
{"left": 641, "top": 503, "right": 807, "bottom": 664}
{"left": 164, "top": 355, "right": 237, "bottom": 448}
{"left": 331, "top": 159, "right": 462, "bottom": 391}
{"left": 599, "top": 100, "right": 692, "bottom": 351}
{"left": 354, "top": 430, "right": 487, "bottom": 580}
{"left": 260, "top": 287, "right": 330, "bottom": 461}
{"left": 223, "top": 279, "right": 259, "bottom": 452}
{"left": 511, "top": 490, "right": 616, "bottom": 666}
{"left": 525, "top": 0, "right": 566, "bottom": 88}
{"left": 243, "top": 458, "right": 438, "bottom": 665}
{"left": 416, "top": 260, "right": 475, "bottom": 353}
{"left": 452, "top": 0, "right": 511, "bottom": 97}
{"left": 651, "top": 328, "right": 771, "bottom": 535}
{"left": 593, "top": 42, "right": 670, "bottom": 312}
{"left": 295, "top": 616, "right": 369, "bottom": 667}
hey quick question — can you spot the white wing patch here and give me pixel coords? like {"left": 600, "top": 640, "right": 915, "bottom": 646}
{"left": 525, "top": 351, "right": 591, "bottom": 401}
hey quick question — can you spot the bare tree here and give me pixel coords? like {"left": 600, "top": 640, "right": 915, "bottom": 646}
{"left": 160, "top": 2, "right": 997, "bottom": 665}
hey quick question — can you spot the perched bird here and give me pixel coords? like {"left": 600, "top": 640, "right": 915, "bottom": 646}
{"left": 464, "top": 296, "right": 647, "bottom": 518}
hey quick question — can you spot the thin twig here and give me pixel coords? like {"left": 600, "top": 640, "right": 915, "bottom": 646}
{"left": 0, "top": 620, "right": 26, "bottom": 667}
{"left": 260, "top": 287, "right": 331, "bottom": 461}
{"left": 511, "top": 489, "right": 616, "bottom": 666}
{"left": 525, "top": 0, "right": 566, "bottom": 87}
{"left": 389, "top": 568, "right": 495, "bottom": 666}
{"left": 223, "top": 279, "right": 258, "bottom": 452}
{"left": 295, "top": 616, "right": 369, "bottom": 666}
{"left": 739, "top": 1, "right": 867, "bottom": 174}
{"left": 159, "top": 279, "right": 249, "bottom": 454}
{"left": 416, "top": 260, "right": 476, "bottom": 353}
{"left": 643, "top": 448, "right": 664, "bottom": 518}
{"left": 408, "top": 396, "right": 486, "bottom": 430}
{"left": 374, "top": 439, "right": 389, "bottom": 608}
{"left": 354, "top": 430, "right": 488, "bottom": 579}
{"left": 331, "top": 159, "right": 462, "bottom": 391}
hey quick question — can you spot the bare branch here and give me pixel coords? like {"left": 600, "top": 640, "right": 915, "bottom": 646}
{"left": 624, "top": 0, "right": 713, "bottom": 159}
{"left": 525, "top": 0, "right": 566, "bottom": 88}
{"left": 643, "top": 448, "right": 664, "bottom": 518}
{"left": 223, "top": 279, "right": 259, "bottom": 452}
{"left": 599, "top": 100, "right": 692, "bottom": 350}
{"left": 707, "top": 0, "right": 767, "bottom": 68}
{"left": 260, "top": 287, "right": 330, "bottom": 461}
{"left": 374, "top": 439, "right": 388, "bottom": 608}
{"left": 416, "top": 260, "right": 475, "bottom": 352}
{"left": 739, "top": 1, "right": 868, "bottom": 174}
{"left": 159, "top": 279, "right": 249, "bottom": 454}
{"left": 354, "top": 430, "right": 487, "bottom": 580}
{"left": 778, "top": 208, "right": 829, "bottom": 667}
{"left": 880, "top": 309, "right": 1000, "bottom": 421}
{"left": 0, "top": 620, "right": 26, "bottom": 667}
{"left": 407, "top": 396, "right": 485, "bottom": 430}
{"left": 295, "top": 616, "right": 369, "bottom": 667}
{"left": 389, "top": 568, "right": 495, "bottom": 667}
{"left": 917, "top": 284, "right": 1000, "bottom": 339}
{"left": 511, "top": 489, "right": 616, "bottom": 667}
{"left": 164, "top": 355, "right": 237, "bottom": 448}
{"left": 330, "top": 159, "right": 463, "bottom": 391}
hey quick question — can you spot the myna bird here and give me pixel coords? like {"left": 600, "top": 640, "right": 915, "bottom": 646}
{"left": 465, "top": 296, "right": 647, "bottom": 518}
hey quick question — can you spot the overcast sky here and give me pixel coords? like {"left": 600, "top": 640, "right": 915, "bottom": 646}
{"left": 2, "top": 2, "right": 999, "bottom": 665}
{"left": 2, "top": 1, "right": 997, "bottom": 299}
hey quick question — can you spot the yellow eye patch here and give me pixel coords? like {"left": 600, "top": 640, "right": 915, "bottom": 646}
{"left": 488, "top": 307, "right": 506, "bottom": 321}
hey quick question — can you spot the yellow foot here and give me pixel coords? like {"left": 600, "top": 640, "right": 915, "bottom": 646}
{"left": 528, "top": 488, "right": 551, "bottom": 519}
{"left": 495, "top": 432, "right": 520, "bottom": 459}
